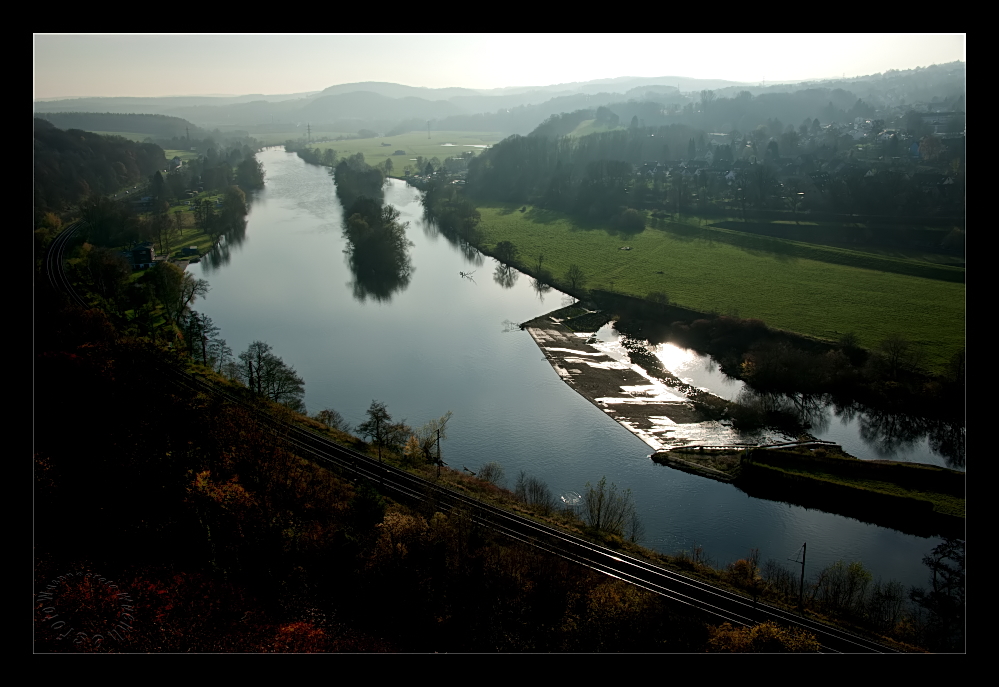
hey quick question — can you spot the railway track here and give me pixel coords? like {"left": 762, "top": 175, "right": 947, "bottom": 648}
{"left": 44, "top": 221, "right": 91, "bottom": 310}
{"left": 163, "top": 368, "right": 899, "bottom": 653}
{"left": 44, "top": 234, "right": 900, "bottom": 653}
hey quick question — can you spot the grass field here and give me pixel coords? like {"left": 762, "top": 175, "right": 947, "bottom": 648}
{"left": 88, "top": 130, "right": 152, "bottom": 142}
{"left": 474, "top": 203, "right": 965, "bottom": 374}
{"left": 163, "top": 149, "right": 201, "bottom": 162}
{"left": 569, "top": 119, "right": 625, "bottom": 137}
{"left": 303, "top": 130, "right": 505, "bottom": 176}
{"left": 707, "top": 218, "right": 964, "bottom": 268}
{"left": 249, "top": 130, "right": 353, "bottom": 146}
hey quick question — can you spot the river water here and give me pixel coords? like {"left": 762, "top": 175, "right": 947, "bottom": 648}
{"left": 189, "top": 148, "right": 958, "bottom": 592}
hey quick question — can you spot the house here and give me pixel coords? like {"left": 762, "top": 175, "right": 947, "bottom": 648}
{"left": 393, "top": 150, "right": 406, "bottom": 155}
{"left": 917, "top": 111, "right": 964, "bottom": 136}
{"left": 181, "top": 246, "right": 199, "bottom": 257}
{"left": 807, "top": 171, "right": 830, "bottom": 190}
{"left": 131, "top": 242, "right": 156, "bottom": 270}
{"left": 170, "top": 156, "right": 182, "bottom": 170}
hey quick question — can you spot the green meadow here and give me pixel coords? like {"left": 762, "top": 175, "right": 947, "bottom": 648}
{"left": 304, "top": 130, "right": 504, "bottom": 176}
{"left": 568, "top": 119, "right": 625, "bottom": 137}
{"left": 250, "top": 130, "right": 353, "bottom": 146}
{"left": 88, "top": 130, "right": 153, "bottom": 142}
{"left": 475, "top": 204, "right": 965, "bottom": 374}
{"left": 162, "top": 149, "right": 201, "bottom": 162}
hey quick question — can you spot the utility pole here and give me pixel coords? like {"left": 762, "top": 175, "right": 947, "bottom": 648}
{"left": 376, "top": 415, "right": 384, "bottom": 485}
{"left": 376, "top": 415, "right": 382, "bottom": 465}
{"left": 200, "top": 312, "right": 207, "bottom": 365}
{"left": 797, "top": 542, "right": 807, "bottom": 613}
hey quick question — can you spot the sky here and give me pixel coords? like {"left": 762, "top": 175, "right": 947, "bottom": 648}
{"left": 33, "top": 34, "right": 966, "bottom": 100}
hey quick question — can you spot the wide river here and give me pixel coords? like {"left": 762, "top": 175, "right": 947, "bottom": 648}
{"left": 190, "top": 148, "right": 955, "bottom": 592}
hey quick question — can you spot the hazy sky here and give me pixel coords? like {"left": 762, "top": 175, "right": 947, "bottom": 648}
{"left": 34, "top": 34, "right": 966, "bottom": 100}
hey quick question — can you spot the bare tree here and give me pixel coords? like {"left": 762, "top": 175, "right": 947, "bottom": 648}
{"left": 515, "top": 471, "right": 556, "bottom": 514}
{"left": 478, "top": 462, "right": 505, "bottom": 486}
{"left": 647, "top": 291, "right": 670, "bottom": 312}
{"left": 699, "top": 89, "right": 716, "bottom": 120}
{"left": 877, "top": 333, "right": 917, "bottom": 379}
{"left": 583, "top": 476, "right": 636, "bottom": 536}
{"left": 237, "top": 341, "right": 306, "bottom": 411}
{"left": 415, "top": 411, "right": 453, "bottom": 468}
{"left": 565, "top": 263, "right": 586, "bottom": 291}
{"left": 315, "top": 408, "right": 350, "bottom": 432}
{"left": 493, "top": 240, "right": 518, "bottom": 265}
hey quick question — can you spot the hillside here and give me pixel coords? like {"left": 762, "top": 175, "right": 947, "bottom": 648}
{"left": 34, "top": 112, "right": 206, "bottom": 139}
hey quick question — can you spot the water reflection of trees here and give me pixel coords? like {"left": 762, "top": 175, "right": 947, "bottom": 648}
{"left": 731, "top": 390, "right": 965, "bottom": 469}
{"left": 342, "top": 198, "right": 413, "bottom": 303}
{"left": 423, "top": 218, "right": 484, "bottom": 266}
{"left": 197, "top": 218, "right": 248, "bottom": 272}
{"left": 530, "top": 277, "right": 552, "bottom": 303}
{"left": 833, "top": 402, "right": 964, "bottom": 469}
{"left": 928, "top": 421, "right": 965, "bottom": 469}
{"left": 858, "top": 407, "right": 927, "bottom": 459}
{"left": 456, "top": 239, "right": 484, "bottom": 266}
{"left": 733, "top": 389, "right": 828, "bottom": 435}
{"left": 493, "top": 264, "right": 519, "bottom": 289}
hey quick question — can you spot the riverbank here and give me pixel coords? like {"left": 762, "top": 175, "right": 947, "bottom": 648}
{"left": 522, "top": 304, "right": 965, "bottom": 538}
{"left": 649, "top": 444, "right": 965, "bottom": 538}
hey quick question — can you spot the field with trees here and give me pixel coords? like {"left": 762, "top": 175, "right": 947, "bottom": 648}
{"left": 299, "top": 130, "right": 501, "bottom": 177}
{"left": 473, "top": 203, "right": 964, "bottom": 375}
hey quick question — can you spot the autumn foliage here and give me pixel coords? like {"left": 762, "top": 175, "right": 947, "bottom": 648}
{"left": 706, "top": 621, "right": 821, "bottom": 653}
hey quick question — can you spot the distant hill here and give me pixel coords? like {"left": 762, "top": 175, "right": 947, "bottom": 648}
{"left": 30, "top": 63, "right": 965, "bottom": 137}
{"left": 300, "top": 91, "right": 464, "bottom": 123}
{"left": 317, "top": 81, "right": 480, "bottom": 100}
{"left": 32, "top": 91, "right": 320, "bottom": 114}
{"left": 34, "top": 112, "right": 206, "bottom": 139}
{"left": 33, "top": 118, "right": 166, "bottom": 220}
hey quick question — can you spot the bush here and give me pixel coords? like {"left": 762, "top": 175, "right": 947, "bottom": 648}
{"left": 706, "top": 621, "right": 820, "bottom": 652}
{"left": 617, "top": 208, "right": 645, "bottom": 232}
{"left": 515, "top": 471, "right": 556, "bottom": 514}
{"left": 762, "top": 559, "right": 799, "bottom": 599}
{"left": 478, "top": 461, "right": 505, "bottom": 487}
{"left": 582, "top": 477, "right": 636, "bottom": 537}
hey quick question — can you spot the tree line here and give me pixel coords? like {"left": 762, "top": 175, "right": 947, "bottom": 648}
{"left": 466, "top": 124, "right": 698, "bottom": 215}
{"left": 33, "top": 118, "right": 167, "bottom": 222}
{"left": 34, "top": 112, "right": 205, "bottom": 139}
{"left": 333, "top": 153, "right": 385, "bottom": 208}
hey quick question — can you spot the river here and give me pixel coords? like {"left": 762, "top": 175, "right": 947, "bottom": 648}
{"left": 189, "top": 148, "right": 957, "bottom": 592}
